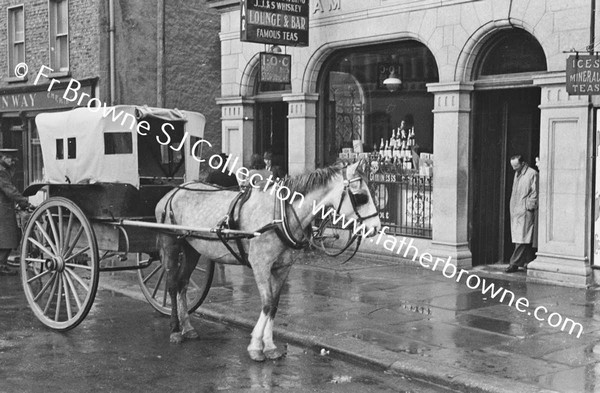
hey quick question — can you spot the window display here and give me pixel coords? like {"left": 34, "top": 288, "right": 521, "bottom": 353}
{"left": 319, "top": 41, "right": 438, "bottom": 238}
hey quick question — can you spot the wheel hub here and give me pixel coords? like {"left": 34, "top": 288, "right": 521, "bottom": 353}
{"left": 45, "top": 257, "right": 65, "bottom": 272}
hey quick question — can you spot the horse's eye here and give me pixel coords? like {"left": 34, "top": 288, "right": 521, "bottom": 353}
{"left": 353, "top": 192, "right": 369, "bottom": 206}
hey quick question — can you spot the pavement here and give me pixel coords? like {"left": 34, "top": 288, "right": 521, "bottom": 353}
{"left": 98, "top": 249, "right": 600, "bottom": 393}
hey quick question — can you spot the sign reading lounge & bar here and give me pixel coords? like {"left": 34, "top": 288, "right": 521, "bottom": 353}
{"left": 240, "top": 0, "right": 309, "bottom": 46}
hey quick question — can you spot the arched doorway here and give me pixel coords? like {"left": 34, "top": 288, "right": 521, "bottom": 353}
{"left": 470, "top": 28, "right": 547, "bottom": 265}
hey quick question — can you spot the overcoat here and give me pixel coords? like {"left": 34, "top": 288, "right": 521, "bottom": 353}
{"left": 0, "top": 165, "right": 27, "bottom": 249}
{"left": 509, "top": 164, "right": 538, "bottom": 244}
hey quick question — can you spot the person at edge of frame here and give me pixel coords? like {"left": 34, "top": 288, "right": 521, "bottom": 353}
{"left": 505, "top": 154, "right": 538, "bottom": 273}
{"left": 0, "top": 148, "right": 34, "bottom": 276}
{"left": 205, "top": 153, "right": 239, "bottom": 188}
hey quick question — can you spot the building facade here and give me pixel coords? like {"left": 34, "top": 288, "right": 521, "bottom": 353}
{"left": 0, "top": 0, "right": 222, "bottom": 196}
{"left": 208, "top": 0, "right": 596, "bottom": 287}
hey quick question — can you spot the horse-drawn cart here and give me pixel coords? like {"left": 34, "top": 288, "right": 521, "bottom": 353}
{"left": 18, "top": 105, "right": 380, "bottom": 360}
{"left": 19, "top": 106, "right": 224, "bottom": 330}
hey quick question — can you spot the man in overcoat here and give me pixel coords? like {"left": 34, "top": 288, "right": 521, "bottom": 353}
{"left": 0, "top": 148, "right": 32, "bottom": 275}
{"left": 505, "top": 155, "right": 538, "bottom": 273}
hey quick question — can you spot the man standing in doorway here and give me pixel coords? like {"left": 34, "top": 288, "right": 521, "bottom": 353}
{"left": 0, "top": 148, "right": 32, "bottom": 275}
{"left": 505, "top": 155, "right": 538, "bottom": 273}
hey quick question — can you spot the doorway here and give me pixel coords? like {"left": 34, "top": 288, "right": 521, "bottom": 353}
{"left": 0, "top": 120, "right": 26, "bottom": 192}
{"left": 471, "top": 88, "right": 540, "bottom": 265}
{"left": 255, "top": 102, "right": 289, "bottom": 175}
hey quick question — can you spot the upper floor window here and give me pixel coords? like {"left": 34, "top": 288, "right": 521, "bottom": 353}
{"left": 49, "top": 0, "right": 68, "bottom": 71}
{"left": 8, "top": 6, "right": 25, "bottom": 77}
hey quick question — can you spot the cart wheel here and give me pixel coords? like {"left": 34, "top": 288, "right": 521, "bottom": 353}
{"left": 137, "top": 252, "right": 214, "bottom": 316}
{"left": 20, "top": 197, "right": 99, "bottom": 331}
{"left": 311, "top": 216, "right": 356, "bottom": 256}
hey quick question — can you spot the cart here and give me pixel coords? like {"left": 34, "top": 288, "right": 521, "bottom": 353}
{"left": 19, "top": 106, "right": 226, "bottom": 331}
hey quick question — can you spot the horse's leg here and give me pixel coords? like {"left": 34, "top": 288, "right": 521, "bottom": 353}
{"left": 177, "top": 242, "right": 200, "bottom": 340}
{"left": 247, "top": 265, "right": 273, "bottom": 362}
{"left": 262, "top": 262, "right": 293, "bottom": 360}
{"left": 159, "top": 234, "right": 184, "bottom": 344}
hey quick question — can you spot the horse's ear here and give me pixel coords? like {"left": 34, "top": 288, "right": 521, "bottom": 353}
{"left": 357, "top": 159, "right": 367, "bottom": 174}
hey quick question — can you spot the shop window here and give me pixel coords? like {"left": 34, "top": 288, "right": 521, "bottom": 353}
{"left": 49, "top": 0, "right": 69, "bottom": 72}
{"left": 477, "top": 29, "right": 546, "bottom": 77}
{"left": 320, "top": 41, "right": 438, "bottom": 165}
{"left": 8, "top": 5, "right": 25, "bottom": 77}
{"left": 29, "top": 123, "right": 44, "bottom": 183}
{"left": 319, "top": 41, "right": 438, "bottom": 238}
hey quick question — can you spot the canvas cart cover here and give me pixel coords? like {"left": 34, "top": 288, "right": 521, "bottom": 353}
{"left": 36, "top": 106, "right": 143, "bottom": 187}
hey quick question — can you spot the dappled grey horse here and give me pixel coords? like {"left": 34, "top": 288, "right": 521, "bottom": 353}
{"left": 155, "top": 160, "right": 380, "bottom": 361}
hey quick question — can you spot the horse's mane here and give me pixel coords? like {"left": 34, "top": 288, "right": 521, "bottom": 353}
{"left": 282, "top": 162, "right": 345, "bottom": 195}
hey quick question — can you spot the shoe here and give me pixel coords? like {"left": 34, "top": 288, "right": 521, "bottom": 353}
{"left": 505, "top": 265, "right": 519, "bottom": 273}
{"left": 0, "top": 266, "right": 18, "bottom": 276}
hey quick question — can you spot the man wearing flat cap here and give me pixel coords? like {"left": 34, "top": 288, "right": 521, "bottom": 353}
{"left": 0, "top": 148, "right": 32, "bottom": 275}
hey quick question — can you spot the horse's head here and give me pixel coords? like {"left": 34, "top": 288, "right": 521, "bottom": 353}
{"left": 334, "top": 159, "right": 381, "bottom": 236}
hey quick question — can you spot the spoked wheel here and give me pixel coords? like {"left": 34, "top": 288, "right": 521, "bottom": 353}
{"left": 20, "top": 197, "right": 99, "bottom": 331}
{"left": 311, "top": 216, "right": 356, "bottom": 256}
{"left": 137, "top": 252, "right": 214, "bottom": 316}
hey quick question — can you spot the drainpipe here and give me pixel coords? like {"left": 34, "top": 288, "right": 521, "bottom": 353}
{"left": 590, "top": 0, "right": 597, "bottom": 268}
{"left": 109, "top": 0, "right": 115, "bottom": 105}
{"left": 157, "top": 0, "right": 165, "bottom": 107}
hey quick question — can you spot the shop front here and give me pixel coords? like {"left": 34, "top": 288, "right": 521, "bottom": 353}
{"left": 317, "top": 41, "right": 437, "bottom": 239}
{"left": 0, "top": 79, "right": 96, "bottom": 197}
{"left": 210, "top": 0, "right": 594, "bottom": 286}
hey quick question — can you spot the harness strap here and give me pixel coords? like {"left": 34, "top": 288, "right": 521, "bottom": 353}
{"left": 215, "top": 187, "right": 253, "bottom": 267}
{"left": 272, "top": 195, "right": 311, "bottom": 249}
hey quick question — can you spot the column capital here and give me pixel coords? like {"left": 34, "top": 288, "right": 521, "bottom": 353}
{"left": 532, "top": 72, "right": 589, "bottom": 109}
{"left": 283, "top": 93, "right": 319, "bottom": 119}
{"left": 426, "top": 82, "right": 474, "bottom": 94}
{"left": 215, "top": 96, "right": 255, "bottom": 120}
{"left": 215, "top": 96, "right": 256, "bottom": 106}
{"left": 427, "top": 82, "right": 474, "bottom": 113}
{"left": 532, "top": 71, "right": 566, "bottom": 87}
{"left": 281, "top": 93, "right": 319, "bottom": 103}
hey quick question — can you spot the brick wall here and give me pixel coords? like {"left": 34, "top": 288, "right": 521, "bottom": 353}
{"left": 164, "top": 0, "right": 222, "bottom": 155}
{"left": 0, "top": 0, "right": 102, "bottom": 90}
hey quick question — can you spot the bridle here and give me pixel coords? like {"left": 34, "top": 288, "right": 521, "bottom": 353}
{"left": 334, "top": 165, "right": 379, "bottom": 222}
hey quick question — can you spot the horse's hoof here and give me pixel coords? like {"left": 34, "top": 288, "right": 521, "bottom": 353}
{"left": 170, "top": 332, "right": 183, "bottom": 344}
{"left": 183, "top": 330, "right": 199, "bottom": 340}
{"left": 248, "top": 349, "right": 266, "bottom": 362}
{"left": 263, "top": 348, "right": 285, "bottom": 360}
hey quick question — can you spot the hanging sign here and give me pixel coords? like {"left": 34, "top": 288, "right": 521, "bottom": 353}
{"left": 240, "top": 0, "right": 309, "bottom": 47}
{"left": 566, "top": 55, "right": 600, "bottom": 95}
{"left": 259, "top": 53, "right": 291, "bottom": 83}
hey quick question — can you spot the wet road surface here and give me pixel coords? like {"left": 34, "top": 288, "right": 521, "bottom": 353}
{"left": 0, "top": 275, "right": 454, "bottom": 393}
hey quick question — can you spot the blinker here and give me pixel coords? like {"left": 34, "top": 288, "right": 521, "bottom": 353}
{"left": 351, "top": 192, "right": 369, "bottom": 206}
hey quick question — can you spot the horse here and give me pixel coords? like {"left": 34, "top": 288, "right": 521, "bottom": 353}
{"left": 155, "top": 160, "right": 381, "bottom": 361}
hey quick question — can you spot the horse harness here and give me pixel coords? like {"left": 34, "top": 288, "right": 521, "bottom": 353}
{"left": 159, "top": 167, "right": 376, "bottom": 267}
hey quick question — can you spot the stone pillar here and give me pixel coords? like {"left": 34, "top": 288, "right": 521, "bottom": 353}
{"left": 426, "top": 82, "right": 474, "bottom": 268}
{"left": 282, "top": 93, "right": 319, "bottom": 175}
{"left": 215, "top": 96, "right": 255, "bottom": 167}
{"left": 527, "top": 73, "right": 592, "bottom": 287}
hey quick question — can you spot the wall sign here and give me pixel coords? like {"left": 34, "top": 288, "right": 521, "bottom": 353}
{"left": 0, "top": 86, "right": 94, "bottom": 112}
{"left": 240, "top": 0, "right": 309, "bottom": 47}
{"left": 377, "top": 63, "right": 402, "bottom": 90}
{"left": 566, "top": 55, "right": 600, "bottom": 95}
{"left": 259, "top": 52, "right": 291, "bottom": 83}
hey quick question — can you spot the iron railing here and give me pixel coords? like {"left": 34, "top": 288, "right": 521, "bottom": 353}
{"left": 366, "top": 164, "right": 432, "bottom": 238}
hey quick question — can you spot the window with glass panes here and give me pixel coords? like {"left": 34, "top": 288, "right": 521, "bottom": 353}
{"left": 49, "top": 0, "right": 68, "bottom": 71}
{"left": 8, "top": 6, "right": 24, "bottom": 77}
